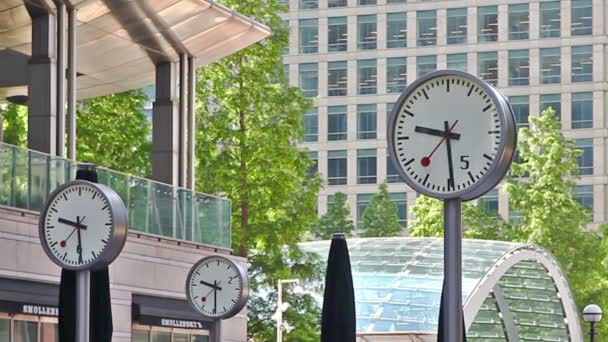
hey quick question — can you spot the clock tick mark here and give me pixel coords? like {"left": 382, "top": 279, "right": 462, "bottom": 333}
{"left": 483, "top": 154, "right": 493, "bottom": 161}
{"left": 422, "top": 174, "right": 430, "bottom": 186}
{"left": 467, "top": 85, "right": 474, "bottom": 96}
{"left": 397, "top": 136, "right": 409, "bottom": 140}
{"left": 488, "top": 130, "right": 500, "bottom": 134}
{"left": 422, "top": 89, "right": 429, "bottom": 100}
{"left": 482, "top": 104, "right": 492, "bottom": 112}
{"left": 403, "top": 109, "right": 415, "bottom": 117}
{"left": 403, "top": 158, "right": 415, "bottom": 167}
{"left": 467, "top": 171, "right": 475, "bottom": 183}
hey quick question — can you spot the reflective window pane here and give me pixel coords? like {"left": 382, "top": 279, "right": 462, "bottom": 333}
{"left": 299, "top": 63, "right": 318, "bottom": 97}
{"left": 575, "top": 139, "right": 593, "bottom": 175}
{"left": 13, "top": 320, "right": 37, "bottom": 342}
{"left": 572, "top": 92, "right": 593, "bottom": 129}
{"left": 299, "top": 19, "right": 318, "bottom": 53}
{"left": 478, "top": 6, "right": 498, "bottom": 42}
{"left": 571, "top": 0, "right": 592, "bottom": 36}
{"left": 478, "top": 52, "right": 498, "bottom": 86}
{"left": 417, "top": 55, "right": 436, "bottom": 78}
{"left": 387, "top": 13, "right": 407, "bottom": 48}
{"left": 133, "top": 330, "right": 150, "bottom": 342}
{"left": 447, "top": 8, "right": 467, "bottom": 44}
{"left": 328, "top": 0, "right": 347, "bottom": 7}
{"left": 509, "top": 96, "right": 529, "bottom": 129}
{"left": 358, "top": 15, "right": 377, "bottom": 50}
{"left": 357, "top": 104, "right": 377, "bottom": 139}
{"left": 357, "top": 149, "right": 377, "bottom": 184}
{"left": 540, "top": 48, "right": 560, "bottom": 84}
{"left": 328, "top": 17, "right": 347, "bottom": 52}
{"left": 574, "top": 185, "right": 593, "bottom": 211}
{"left": 358, "top": 59, "right": 377, "bottom": 95}
{"left": 174, "top": 333, "right": 189, "bottom": 342}
{"left": 571, "top": 45, "right": 593, "bottom": 82}
{"left": 540, "top": 1, "right": 560, "bottom": 38}
{"left": 328, "top": 150, "right": 347, "bottom": 185}
{"left": 328, "top": 61, "right": 347, "bottom": 96}
{"left": 357, "top": 194, "right": 373, "bottom": 228}
{"left": 447, "top": 53, "right": 467, "bottom": 71}
{"left": 417, "top": 10, "right": 437, "bottom": 46}
{"left": 308, "top": 151, "right": 318, "bottom": 179}
{"left": 359, "top": 0, "right": 376, "bottom": 5}
{"left": 387, "top": 57, "right": 407, "bottom": 93}
{"left": 508, "top": 49, "right": 529, "bottom": 86}
{"left": 508, "top": 4, "right": 529, "bottom": 40}
{"left": 390, "top": 193, "right": 407, "bottom": 227}
{"left": 0, "top": 319, "right": 9, "bottom": 341}
{"left": 478, "top": 189, "right": 498, "bottom": 215}
{"left": 387, "top": 156, "right": 401, "bottom": 183}
{"left": 328, "top": 106, "right": 347, "bottom": 141}
{"left": 303, "top": 108, "right": 318, "bottom": 142}
{"left": 300, "top": 0, "right": 318, "bottom": 9}
{"left": 540, "top": 94, "right": 561, "bottom": 123}
{"left": 40, "top": 322, "right": 58, "bottom": 342}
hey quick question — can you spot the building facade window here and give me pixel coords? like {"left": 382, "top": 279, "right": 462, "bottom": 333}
{"left": 478, "top": 189, "right": 498, "bottom": 215}
{"left": 417, "top": 10, "right": 437, "bottom": 46}
{"left": 417, "top": 55, "right": 437, "bottom": 78}
{"left": 303, "top": 108, "right": 318, "bottom": 142}
{"left": 574, "top": 185, "right": 594, "bottom": 214}
{"left": 359, "top": 0, "right": 376, "bottom": 5}
{"left": 300, "top": 0, "right": 318, "bottom": 9}
{"left": 357, "top": 104, "right": 377, "bottom": 139}
{"left": 358, "top": 59, "right": 377, "bottom": 95}
{"left": 357, "top": 149, "right": 377, "bottom": 184}
{"left": 328, "top": 17, "right": 347, "bottom": 52}
{"left": 387, "top": 57, "right": 407, "bottom": 93}
{"left": 278, "top": 0, "right": 289, "bottom": 9}
{"left": 540, "top": 47, "right": 561, "bottom": 84}
{"left": 357, "top": 194, "right": 373, "bottom": 228}
{"left": 307, "top": 151, "right": 318, "bottom": 178}
{"left": 571, "top": 0, "right": 592, "bottom": 36}
{"left": 478, "top": 51, "right": 498, "bottom": 86}
{"left": 478, "top": 6, "right": 498, "bottom": 42}
{"left": 358, "top": 15, "right": 377, "bottom": 50}
{"left": 328, "top": 150, "right": 347, "bottom": 185}
{"left": 540, "top": 94, "right": 561, "bottom": 122}
{"left": 572, "top": 92, "right": 593, "bottom": 129}
{"left": 387, "top": 156, "right": 402, "bottom": 183}
{"left": 508, "top": 4, "right": 529, "bottom": 40}
{"left": 299, "top": 19, "right": 318, "bottom": 54}
{"left": 387, "top": 13, "right": 407, "bottom": 48}
{"left": 390, "top": 193, "right": 407, "bottom": 227}
{"left": 328, "top": 105, "right": 347, "bottom": 141}
{"left": 299, "top": 63, "right": 318, "bottom": 97}
{"left": 571, "top": 45, "right": 593, "bottom": 83}
{"left": 540, "top": 1, "right": 561, "bottom": 38}
{"left": 328, "top": 0, "right": 347, "bottom": 7}
{"left": 508, "top": 49, "right": 529, "bottom": 86}
{"left": 447, "top": 53, "right": 467, "bottom": 71}
{"left": 510, "top": 96, "right": 529, "bottom": 129}
{"left": 328, "top": 61, "right": 347, "bottom": 96}
{"left": 387, "top": 0, "right": 405, "bottom": 3}
{"left": 575, "top": 139, "right": 593, "bottom": 176}
{"left": 447, "top": 8, "right": 467, "bottom": 44}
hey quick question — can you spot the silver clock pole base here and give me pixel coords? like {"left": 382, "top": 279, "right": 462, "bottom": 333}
{"left": 443, "top": 198, "right": 463, "bottom": 342}
{"left": 76, "top": 270, "right": 90, "bottom": 342}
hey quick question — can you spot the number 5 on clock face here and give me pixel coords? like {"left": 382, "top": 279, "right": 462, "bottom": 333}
{"left": 388, "top": 70, "right": 516, "bottom": 201}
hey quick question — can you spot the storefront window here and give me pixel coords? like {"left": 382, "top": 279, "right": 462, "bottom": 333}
{"left": 0, "top": 318, "right": 9, "bottom": 341}
{"left": 133, "top": 330, "right": 150, "bottom": 342}
{"left": 174, "top": 333, "right": 189, "bottom": 342}
{"left": 13, "top": 320, "right": 38, "bottom": 342}
{"left": 192, "top": 335, "right": 209, "bottom": 342}
{"left": 134, "top": 327, "right": 210, "bottom": 342}
{"left": 39, "top": 322, "right": 58, "bottom": 342}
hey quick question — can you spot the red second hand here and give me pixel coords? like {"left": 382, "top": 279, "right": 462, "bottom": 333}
{"left": 421, "top": 120, "right": 459, "bottom": 167}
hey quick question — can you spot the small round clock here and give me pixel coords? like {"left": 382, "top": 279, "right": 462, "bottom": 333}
{"left": 186, "top": 255, "right": 250, "bottom": 320}
{"left": 388, "top": 69, "right": 516, "bottom": 201}
{"left": 39, "top": 180, "right": 128, "bottom": 270}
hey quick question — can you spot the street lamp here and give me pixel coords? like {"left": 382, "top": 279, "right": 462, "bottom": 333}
{"left": 275, "top": 279, "right": 304, "bottom": 342}
{"left": 583, "top": 304, "right": 603, "bottom": 342}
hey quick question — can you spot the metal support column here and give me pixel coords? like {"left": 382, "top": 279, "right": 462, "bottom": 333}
{"left": 67, "top": 6, "right": 77, "bottom": 160}
{"left": 76, "top": 270, "right": 90, "bottom": 342}
{"left": 212, "top": 320, "right": 222, "bottom": 342}
{"left": 178, "top": 54, "right": 188, "bottom": 188}
{"left": 55, "top": 0, "right": 66, "bottom": 157}
{"left": 152, "top": 62, "right": 178, "bottom": 186}
{"left": 443, "top": 198, "right": 463, "bottom": 342}
{"left": 187, "top": 57, "right": 196, "bottom": 190}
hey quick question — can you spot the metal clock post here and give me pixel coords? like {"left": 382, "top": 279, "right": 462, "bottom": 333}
{"left": 387, "top": 70, "right": 516, "bottom": 341}
{"left": 186, "top": 255, "right": 250, "bottom": 342}
{"left": 39, "top": 180, "right": 128, "bottom": 342}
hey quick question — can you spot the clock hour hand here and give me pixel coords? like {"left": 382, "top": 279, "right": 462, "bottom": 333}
{"left": 415, "top": 126, "right": 460, "bottom": 140}
{"left": 213, "top": 280, "right": 218, "bottom": 314}
{"left": 76, "top": 216, "right": 83, "bottom": 264}
{"left": 444, "top": 121, "right": 456, "bottom": 190}
{"left": 58, "top": 217, "right": 87, "bottom": 230}
{"left": 201, "top": 280, "right": 223, "bottom": 291}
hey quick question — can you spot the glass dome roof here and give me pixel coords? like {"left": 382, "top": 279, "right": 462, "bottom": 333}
{"left": 299, "top": 237, "right": 583, "bottom": 341}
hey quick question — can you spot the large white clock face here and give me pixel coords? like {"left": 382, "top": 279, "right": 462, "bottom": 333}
{"left": 187, "top": 256, "right": 248, "bottom": 319}
{"left": 391, "top": 74, "right": 508, "bottom": 198}
{"left": 42, "top": 183, "right": 113, "bottom": 268}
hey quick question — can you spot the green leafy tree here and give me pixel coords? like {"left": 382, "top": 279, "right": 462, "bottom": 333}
{"left": 361, "top": 182, "right": 402, "bottom": 237}
{"left": 194, "top": 0, "right": 322, "bottom": 340}
{"left": 312, "top": 192, "right": 355, "bottom": 239}
{"left": 1, "top": 103, "right": 28, "bottom": 147}
{"left": 77, "top": 90, "right": 151, "bottom": 177}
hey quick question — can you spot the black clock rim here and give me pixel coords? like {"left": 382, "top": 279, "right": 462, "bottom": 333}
{"left": 185, "top": 255, "right": 250, "bottom": 321}
{"left": 38, "top": 180, "right": 129, "bottom": 271}
{"left": 387, "top": 69, "right": 517, "bottom": 201}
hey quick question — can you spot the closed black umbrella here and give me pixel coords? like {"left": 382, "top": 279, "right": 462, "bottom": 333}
{"left": 58, "top": 165, "right": 113, "bottom": 342}
{"left": 321, "top": 233, "right": 356, "bottom": 342}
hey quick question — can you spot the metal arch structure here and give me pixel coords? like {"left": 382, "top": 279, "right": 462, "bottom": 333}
{"left": 463, "top": 244, "right": 584, "bottom": 341}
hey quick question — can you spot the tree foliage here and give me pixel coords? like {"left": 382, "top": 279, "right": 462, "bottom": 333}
{"left": 194, "top": 0, "right": 322, "bottom": 340}
{"left": 312, "top": 192, "right": 355, "bottom": 239}
{"left": 77, "top": 90, "right": 151, "bottom": 177}
{"left": 0, "top": 103, "right": 28, "bottom": 146}
{"left": 361, "top": 182, "right": 402, "bottom": 237}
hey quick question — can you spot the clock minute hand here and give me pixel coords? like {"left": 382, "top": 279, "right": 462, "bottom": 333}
{"left": 75, "top": 216, "right": 83, "bottom": 264}
{"left": 58, "top": 217, "right": 87, "bottom": 230}
{"left": 201, "top": 280, "right": 223, "bottom": 291}
{"left": 444, "top": 121, "right": 456, "bottom": 190}
{"left": 415, "top": 126, "right": 460, "bottom": 140}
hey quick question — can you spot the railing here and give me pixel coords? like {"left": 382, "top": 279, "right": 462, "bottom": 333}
{"left": 0, "top": 142, "right": 231, "bottom": 248}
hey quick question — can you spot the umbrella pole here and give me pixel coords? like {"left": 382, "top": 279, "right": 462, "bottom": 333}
{"left": 443, "top": 198, "right": 463, "bottom": 341}
{"left": 277, "top": 280, "right": 283, "bottom": 342}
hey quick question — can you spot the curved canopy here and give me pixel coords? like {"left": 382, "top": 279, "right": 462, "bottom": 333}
{"left": 300, "top": 237, "right": 583, "bottom": 341}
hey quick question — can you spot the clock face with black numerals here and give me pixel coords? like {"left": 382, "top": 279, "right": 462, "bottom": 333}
{"left": 186, "top": 256, "right": 250, "bottom": 320}
{"left": 388, "top": 70, "right": 516, "bottom": 201}
{"left": 39, "top": 180, "right": 128, "bottom": 270}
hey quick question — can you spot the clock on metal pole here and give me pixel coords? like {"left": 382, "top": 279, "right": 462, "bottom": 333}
{"left": 387, "top": 70, "right": 516, "bottom": 341}
{"left": 186, "top": 255, "right": 250, "bottom": 342}
{"left": 39, "top": 180, "right": 128, "bottom": 342}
